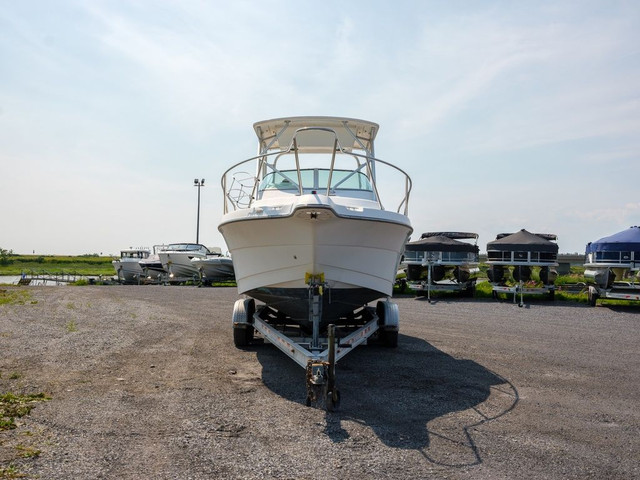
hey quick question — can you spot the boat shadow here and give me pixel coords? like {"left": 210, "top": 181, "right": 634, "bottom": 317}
{"left": 255, "top": 334, "right": 518, "bottom": 466}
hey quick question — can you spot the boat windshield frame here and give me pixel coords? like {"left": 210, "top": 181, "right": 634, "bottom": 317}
{"left": 165, "top": 243, "right": 210, "bottom": 254}
{"left": 221, "top": 120, "right": 411, "bottom": 215}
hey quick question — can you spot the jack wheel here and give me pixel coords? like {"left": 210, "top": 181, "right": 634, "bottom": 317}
{"left": 326, "top": 390, "right": 341, "bottom": 412}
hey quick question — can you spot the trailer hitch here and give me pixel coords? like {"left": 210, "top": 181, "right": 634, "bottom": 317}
{"left": 305, "top": 324, "right": 340, "bottom": 411}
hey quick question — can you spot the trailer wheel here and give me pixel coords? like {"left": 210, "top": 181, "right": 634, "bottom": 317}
{"left": 232, "top": 298, "right": 255, "bottom": 347}
{"left": 381, "top": 330, "right": 398, "bottom": 348}
{"left": 326, "top": 390, "right": 341, "bottom": 412}
{"left": 376, "top": 300, "right": 399, "bottom": 348}
{"left": 588, "top": 287, "right": 599, "bottom": 307}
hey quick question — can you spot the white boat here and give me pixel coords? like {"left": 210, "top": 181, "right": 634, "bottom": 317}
{"left": 158, "top": 243, "right": 209, "bottom": 279}
{"left": 191, "top": 247, "right": 235, "bottom": 282}
{"left": 218, "top": 117, "right": 412, "bottom": 409}
{"left": 138, "top": 244, "right": 168, "bottom": 280}
{"left": 219, "top": 116, "right": 413, "bottom": 330}
{"left": 112, "top": 248, "right": 151, "bottom": 284}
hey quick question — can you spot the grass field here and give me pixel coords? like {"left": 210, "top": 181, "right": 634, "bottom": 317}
{"left": 0, "top": 254, "right": 115, "bottom": 276}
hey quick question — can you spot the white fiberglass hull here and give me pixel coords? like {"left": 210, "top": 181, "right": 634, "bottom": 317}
{"left": 112, "top": 260, "right": 145, "bottom": 283}
{"left": 138, "top": 255, "right": 165, "bottom": 279}
{"left": 219, "top": 200, "right": 411, "bottom": 325}
{"left": 191, "top": 257, "right": 235, "bottom": 280}
{"left": 158, "top": 252, "right": 201, "bottom": 278}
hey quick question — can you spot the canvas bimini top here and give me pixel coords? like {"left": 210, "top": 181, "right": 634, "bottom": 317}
{"left": 487, "top": 229, "right": 558, "bottom": 253}
{"left": 405, "top": 232, "right": 479, "bottom": 253}
{"left": 253, "top": 116, "right": 379, "bottom": 154}
{"left": 585, "top": 226, "right": 640, "bottom": 254}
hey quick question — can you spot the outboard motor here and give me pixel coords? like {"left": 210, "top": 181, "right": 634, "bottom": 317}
{"left": 513, "top": 265, "right": 532, "bottom": 282}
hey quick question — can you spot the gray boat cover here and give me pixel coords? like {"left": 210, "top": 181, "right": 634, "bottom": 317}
{"left": 487, "top": 229, "right": 558, "bottom": 253}
{"left": 406, "top": 235, "right": 479, "bottom": 253}
{"left": 586, "top": 226, "right": 640, "bottom": 253}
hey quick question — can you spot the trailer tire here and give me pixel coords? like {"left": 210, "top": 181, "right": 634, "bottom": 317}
{"left": 376, "top": 300, "right": 399, "bottom": 348}
{"left": 233, "top": 325, "right": 251, "bottom": 347}
{"left": 327, "top": 390, "right": 341, "bottom": 412}
{"left": 232, "top": 298, "right": 255, "bottom": 347}
{"left": 381, "top": 330, "right": 398, "bottom": 348}
{"left": 588, "top": 287, "right": 599, "bottom": 307}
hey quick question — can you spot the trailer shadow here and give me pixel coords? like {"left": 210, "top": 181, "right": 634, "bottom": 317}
{"left": 256, "top": 333, "right": 518, "bottom": 467}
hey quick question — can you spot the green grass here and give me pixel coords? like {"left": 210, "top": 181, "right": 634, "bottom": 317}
{"left": 0, "top": 392, "right": 50, "bottom": 431}
{"left": 0, "top": 392, "right": 51, "bottom": 479}
{"left": 0, "top": 464, "right": 25, "bottom": 479}
{"left": 0, "top": 254, "right": 115, "bottom": 276}
{"left": 0, "top": 290, "right": 34, "bottom": 306}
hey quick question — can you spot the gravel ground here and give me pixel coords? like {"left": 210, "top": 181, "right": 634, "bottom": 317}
{"left": 0, "top": 285, "right": 638, "bottom": 479}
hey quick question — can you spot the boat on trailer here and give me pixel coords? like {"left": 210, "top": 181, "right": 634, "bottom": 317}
{"left": 584, "top": 226, "right": 640, "bottom": 306}
{"left": 138, "top": 245, "right": 168, "bottom": 281}
{"left": 218, "top": 116, "right": 412, "bottom": 409}
{"left": 404, "top": 232, "right": 479, "bottom": 302}
{"left": 190, "top": 247, "right": 235, "bottom": 284}
{"left": 113, "top": 248, "right": 151, "bottom": 284}
{"left": 486, "top": 229, "right": 559, "bottom": 307}
{"left": 158, "top": 243, "right": 209, "bottom": 282}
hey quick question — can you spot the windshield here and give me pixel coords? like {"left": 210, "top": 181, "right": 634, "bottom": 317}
{"left": 259, "top": 169, "right": 373, "bottom": 192}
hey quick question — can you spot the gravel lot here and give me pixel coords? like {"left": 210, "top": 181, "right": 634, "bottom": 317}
{"left": 1, "top": 285, "right": 638, "bottom": 479}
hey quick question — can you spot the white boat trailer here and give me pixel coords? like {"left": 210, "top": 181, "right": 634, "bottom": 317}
{"left": 231, "top": 279, "right": 399, "bottom": 410}
{"left": 410, "top": 264, "right": 476, "bottom": 302}
{"left": 491, "top": 281, "right": 556, "bottom": 307}
{"left": 587, "top": 282, "right": 640, "bottom": 306}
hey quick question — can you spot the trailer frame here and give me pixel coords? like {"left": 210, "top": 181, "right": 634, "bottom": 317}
{"left": 231, "top": 279, "right": 399, "bottom": 410}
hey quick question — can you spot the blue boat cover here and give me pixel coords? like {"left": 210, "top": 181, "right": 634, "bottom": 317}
{"left": 585, "top": 226, "right": 640, "bottom": 253}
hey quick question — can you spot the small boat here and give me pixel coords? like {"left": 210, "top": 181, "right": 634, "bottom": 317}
{"left": 218, "top": 116, "right": 413, "bottom": 408}
{"left": 486, "top": 229, "right": 559, "bottom": 306}
{"left": 158, "top": 243, "right": 209, "bottom": 280}
{"left": 584, "top": 226, "right": 640, "bottom": 306}
{"left": 191, "top": 247, "right": 235, "bottom": 283}
{"left": 138, "top": 245, "right": 168, "bottom": 280}
{"left": 404, "top": 232, "right": 479, "bottom": 301}
{"left": 112, "top": 248, "right": 151, "bottom": 284}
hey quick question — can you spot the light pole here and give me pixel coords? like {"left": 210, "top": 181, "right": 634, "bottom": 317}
{"left": 194, "top": 178, "right": 205, "bottom": 243}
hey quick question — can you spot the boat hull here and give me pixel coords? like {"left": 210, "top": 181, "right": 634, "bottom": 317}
{"left": 191, "top": 257, "right": 235, "bottom": 280}
{"left": 138, "top": 258, "right": 165, "bottom": 279}
{"left": 112, "top": 260, "right": 145, "bottom": 283}
{"left": 219, "top": 205, "right": 411, "bottom": 328}
{"left": 158, "top": 252, "right": 201, "bottom": 278}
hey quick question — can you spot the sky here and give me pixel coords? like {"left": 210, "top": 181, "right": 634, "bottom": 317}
{"left": 1, "top": 0, "right": 639, "bottom": 255}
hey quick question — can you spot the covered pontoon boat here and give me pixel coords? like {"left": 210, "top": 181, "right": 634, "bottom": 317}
{"left": 486, "top": 229, "right": 559, "bottom": 306}
{"left": 404, "top": 232, "right": 479, "bottom": 302}
{"left": 584, "top": 226, "right": 640, "bottom": 306}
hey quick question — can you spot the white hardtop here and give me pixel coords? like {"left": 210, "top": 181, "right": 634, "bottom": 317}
{"left": 253, "top": 116, "right": 379, "bottom": 154}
